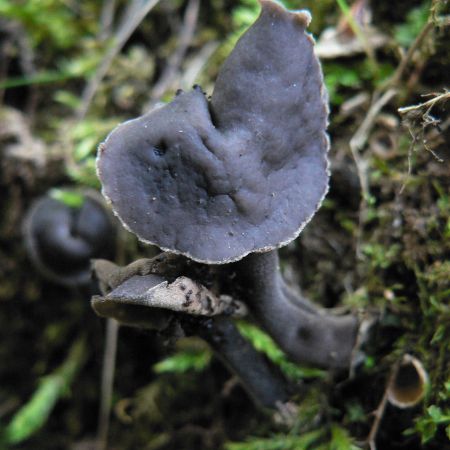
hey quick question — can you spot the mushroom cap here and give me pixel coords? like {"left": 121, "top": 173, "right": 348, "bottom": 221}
{"left": 23, "top": 191, "right": 116, "bottom": 286}
{"left": 97, "top": 0, "right": 329, "bottom": 264}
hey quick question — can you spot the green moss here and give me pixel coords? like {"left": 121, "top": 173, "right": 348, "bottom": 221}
{"left": 237, "top": 321, "right": 326, "bottom": 381}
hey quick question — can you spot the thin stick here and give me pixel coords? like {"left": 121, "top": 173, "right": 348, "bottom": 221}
{"left": 349, "top": 88, "right": 397, "bottom": 195}
{"left": 77, "top": 0, "right": 161, "bottom": 120}
{"left": 347, "top": 0, "right": 448, "bottom": 242}
{"left": 349, "top": 88, "right": 397, "bottom": 257}
{"left": 180, "top": 40, "right": 219, "bottom": 89}
{"left": 390, "top": 21, "right": 434, "bottom": 87}
{"left": 99, "top": 0, "right": 117, "bottom": 41}
{"left": 366, "top": 358, "right": 405, "bottom": 450}
{"left": 388, "top": 0, "right": 444, "bottom": 88}
{"left": 95, "top": 229, "right": 128, "bottom": 450}
{"left": 366, "top": 387, "right": 388, "bottom": 450}
{"left": 350, "top": 88, "right": 398, "bottom": 158}
{"left": 397, "top": 90, "right": 448, "bottom": 193}
{"left": 96, "top": 318, "right": 119, "bottom": 450}
{"left": 398, "top": 89, "right": 450, "bottom": 115}
{"left": 145, "top": 0, "right": 200, "bottom": 109}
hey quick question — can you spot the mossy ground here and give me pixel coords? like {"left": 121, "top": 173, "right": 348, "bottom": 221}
{"left": 0, "top": 1, "right": 449, "bottom": 449}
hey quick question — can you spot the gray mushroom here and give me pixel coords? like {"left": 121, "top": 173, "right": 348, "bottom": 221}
{"left": 23, "top": 190, "right": 116, "bottom": 287}
{"left": 96, "top": 1, "right": 364, "bottom": 370}
{"left": 98, "top": 1, "right": 327, "bottom": 264}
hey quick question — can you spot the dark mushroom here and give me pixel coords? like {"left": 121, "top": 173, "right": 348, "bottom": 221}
{"left": 230, "top": 251, "right": 359, "bottom": 369}
{"left": 187, "top": 316, "right": 292, "bottom": 412}
{"left": 96, "top": 1, "right": 365, "bottom": 370}
{"left": 91, "top": 259, "right": 291, "bottom": 412}
{"left": 23, "top": 190, "right": 116, "bottom": 287}
{"left": 98, "top": 1, "right": 326, "bottom": 265}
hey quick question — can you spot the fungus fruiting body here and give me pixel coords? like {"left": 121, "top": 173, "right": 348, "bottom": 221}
{"left": 91, "top": 256, "right": 290, "bottom": 411}
{"left": 24, "top": 191, "right": 115, "bottom": 287}
{"left": 94, "top": 0, "right": 366, "bottom": 401}
{"left": 387, "top": 354, "right": 428, "bottom": 408}
{"left": 98, "top": 0, "right": 329, "bottom": 264}
{"left": 230, "top": 251, "right": 358, "bottom": 368}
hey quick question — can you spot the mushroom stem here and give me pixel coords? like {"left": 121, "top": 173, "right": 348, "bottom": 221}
{"left": 231, "top": 250, "right": 359, "bottom": 369}
{"left": 91, "top": 265, "right": 291, "bottom": 412}
{"left": 183, "top": 316, "right": 291, "bottom": 411}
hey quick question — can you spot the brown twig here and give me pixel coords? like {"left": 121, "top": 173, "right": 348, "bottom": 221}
{"left": 390, "top": 22, "right": 434, "bottom": 87}
{"left": 347, "top": 0, "right": 449, "bottom": 256}
{"left": 348, "top": 0, "right": 443, "bottom": 170}
{"left": 366, "top": 387, "right": 389, "bottom": 450}
{"left": 349, "top": 88, "right": 397, "bottom": 258}
{"left": 350, "top": 88, "right": 398, "bottom": 162}
{"left": 365, "top": 358, "right": 401, "bottom": 450}
{"left": 389, "top": 0, "right": 448, "bottom": 87}
{"left": 398, "top": 89, "right": 450, "bottom": 115}
{"left": 397, "top": 90, "right": 448, "bottom": 193}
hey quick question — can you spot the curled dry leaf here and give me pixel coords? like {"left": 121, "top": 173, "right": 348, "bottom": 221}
{"left": 92, "top": 274, "right": 246, "bottom": 324}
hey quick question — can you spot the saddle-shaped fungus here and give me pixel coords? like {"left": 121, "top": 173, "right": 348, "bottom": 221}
{"left": 97, "top": 0, "right": 364, "bottom": 372}
{"left": 24, "top": 191, "right": 115, "bottom": 287}
{"left": 98, "top": 1, "right": 327, "bottom": 264}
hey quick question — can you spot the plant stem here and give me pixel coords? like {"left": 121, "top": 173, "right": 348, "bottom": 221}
{"left": 96, "top": 318, "right": 119, "bottom": 450}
